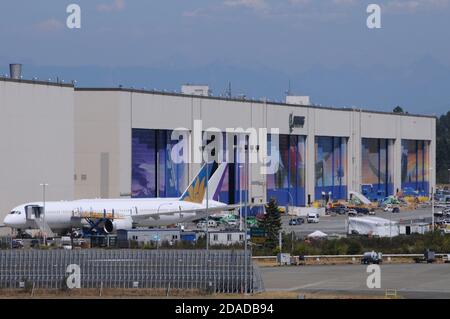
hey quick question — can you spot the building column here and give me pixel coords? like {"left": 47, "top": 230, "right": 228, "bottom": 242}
{"left": 305, "top": 108, "right": 316, "bottom": 204}
{"left": 430, "top": 118, "right": 437, "bottom": 194}
{"left": 348, "top": 109, "right": 362, "bottom": 196}
{"left": 393, "top": 116, "right": 402, "bottom": 194}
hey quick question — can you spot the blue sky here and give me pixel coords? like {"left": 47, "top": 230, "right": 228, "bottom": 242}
{"left": 1, "top": 0, "right": 450, "bottom": 114}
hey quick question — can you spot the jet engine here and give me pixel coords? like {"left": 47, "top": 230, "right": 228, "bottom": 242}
{"left": 103, "top": 217, "right": 133, "bottom": 234}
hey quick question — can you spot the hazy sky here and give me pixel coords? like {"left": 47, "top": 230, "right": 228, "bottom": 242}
{"left": 1, "top": 0, "right": 449, "bottom": 114}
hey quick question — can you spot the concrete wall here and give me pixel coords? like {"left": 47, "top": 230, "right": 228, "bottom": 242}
{"left": 73, "top": 89, "right": 436, "bottom": 205}
{"left": 0, "top": 79, "right": 74, "bottom": 228}
{"left": 74, "top": 91, "right": 131, "bottom": 199}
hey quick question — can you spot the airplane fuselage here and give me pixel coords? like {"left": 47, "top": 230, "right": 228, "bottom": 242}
{"left": 4, "top": 197, "right": 227, "bottom": 232}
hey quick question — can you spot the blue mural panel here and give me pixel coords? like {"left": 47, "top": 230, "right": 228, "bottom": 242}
{"left": 132, "top": 129, "right": 187, "bottom": 198}
{"left": 315, "top": 136, "right": 347, "bottom": 200}
{"left": 267, "top": 134, "right": 306, "bottom": 207}
{"left": 361, "top": 138, "right": 394, "bottom": 201}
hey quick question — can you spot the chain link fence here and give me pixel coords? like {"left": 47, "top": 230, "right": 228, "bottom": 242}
{"left": 0, "top": 249, "right": 263, "bottom": 294}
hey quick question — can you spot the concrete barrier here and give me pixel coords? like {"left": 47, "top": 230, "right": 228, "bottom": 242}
{"left": 252, "top": 253, "right": 449, "bottom": 266}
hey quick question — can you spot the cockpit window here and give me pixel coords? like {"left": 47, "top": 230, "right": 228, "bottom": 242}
{"left": 9, "top": 211, "right": 20, "bottom": 215}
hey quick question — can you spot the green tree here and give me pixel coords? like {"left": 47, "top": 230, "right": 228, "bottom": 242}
{"left": 393, "top": 106, "right": 404, "bottom": 113}
{"left": 436, "top": 111, "right": 450, "bottom": 184}
{"left": 258, "top": 198, "right": 282, "bottom": 249}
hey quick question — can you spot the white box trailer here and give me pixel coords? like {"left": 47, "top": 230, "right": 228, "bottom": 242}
{"left": 348, "top": 217, "right": 399, "bottom": 237}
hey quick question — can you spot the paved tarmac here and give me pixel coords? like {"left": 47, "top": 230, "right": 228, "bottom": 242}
{"left": 261, "top": 263, "right": 450, "bottom": 298}
{"left": 282, "top": 208, "right": 435, "bottom": 237}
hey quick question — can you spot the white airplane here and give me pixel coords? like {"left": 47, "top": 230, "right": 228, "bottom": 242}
{"left": 3, "top": 162, "right": 240, "bottom": 235}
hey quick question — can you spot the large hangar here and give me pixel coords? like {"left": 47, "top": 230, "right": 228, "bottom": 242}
{"left": 0, "top": 66, "right": 437, "bottom": 226}
{"left": 0, "top": 76, "right": 75, "bottom": 229}
{"left": 73, "top": 87, "right": 436, "bottom": 211}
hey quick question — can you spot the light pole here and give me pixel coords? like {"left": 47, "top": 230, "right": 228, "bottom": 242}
{"left": 240, "top": 162, "right": 248, "bottom": 295}
{"left": 430, "top": 167, "right": 435, "bottom": 232}
{"left": 40, "top": 183, "right": 49, "bottom": 243}
{"left": 321, "top": 191, "right": 326, "bottom": 207}
{"left": 206, "top": 163, "right": 209, "bottom": 251}
{"left": 239, "top": 160, "right": 244, "bottom": 232}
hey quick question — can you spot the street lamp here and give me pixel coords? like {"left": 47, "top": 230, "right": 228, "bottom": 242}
{"left": 206, "top": 163, "right": 210, "bottom": 251}
{"left": 40, "top": 183, "right": 49, "bottom": 242}
{"left": 430, "top": 167, "right": 435, "bottom": 232}
{"left": 321, "top": 191, "right": 326, "bottom": 207}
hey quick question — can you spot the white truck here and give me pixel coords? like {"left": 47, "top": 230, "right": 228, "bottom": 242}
{"left": 307, "top": 212, "right": 320, "bottom": 224}
{"left": 61, "top": 236, "right": 73, "bottom": 250}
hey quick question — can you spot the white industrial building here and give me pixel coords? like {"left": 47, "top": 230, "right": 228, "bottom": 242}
{"left": 208, "top": 231, "right": 246, "bottom": 246}
{"left": 0, "top": 64, "right": 437, "bottom": 229}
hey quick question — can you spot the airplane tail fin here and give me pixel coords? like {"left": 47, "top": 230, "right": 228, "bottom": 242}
{"left": 179, "top": 162, "right": 228, "bottom": 204}
{"left": 207, "top": 162, "right": 227, "bottom": 201}
{"left": 179, "top": 164, "right": 209, "bottom": 204}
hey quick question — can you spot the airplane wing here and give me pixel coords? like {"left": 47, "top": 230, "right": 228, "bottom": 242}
{"left": 130, "top": 203, "right": 266, "bottom": 221}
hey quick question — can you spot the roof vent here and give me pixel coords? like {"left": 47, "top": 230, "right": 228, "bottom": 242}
{"left": 181, "top": 84, "right": 210, "bottom": 96}
{"left": 9, "top": 64, "right": 22, "bottom": 80}
{"left": 286, "top": 95, "right": 310, "bottom": 106}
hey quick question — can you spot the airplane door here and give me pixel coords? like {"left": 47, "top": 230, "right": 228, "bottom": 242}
{"left": 25, "top": 205, "right": 43, "bottom": 220}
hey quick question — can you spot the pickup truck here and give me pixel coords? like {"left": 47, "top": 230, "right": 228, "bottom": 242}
{"left": 361, "top": 251, "right": 383, "bottom": 264}
{"left": 414, "top": 250, "right": 436, "bottom": 263}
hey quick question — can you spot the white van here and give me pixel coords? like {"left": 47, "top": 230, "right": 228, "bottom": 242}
{"left": 61, "top": 236, "right": 73, "bottom": 250}
{"left": 307, "top": 213, "right": 320, "bottom": 224}
{"left": 207, "top": 220, "right": 217, "bottom": 228}
{"left": 197, "top": 220, "right": 217, "bottom": 229}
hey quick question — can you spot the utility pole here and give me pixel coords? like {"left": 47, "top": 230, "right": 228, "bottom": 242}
{"left": 244, "top": 142, "right": 250, "bottom": 295}
{"left": 40, "top": 183, "right": 49, "bottom": 244}
{"left": 206, "top": 163, "right": 210, "bottom": 250}
{"left": 431, "top": 167, "right": 435, "bottom": 232}
{"left": 432, "top": 186, "right": 435, "bottom": 232}
{"left": 279, "top": 232, "right": 282, "bottom": 252}
{"left": 239, "top": 152, "right": 244, "bottom": 232}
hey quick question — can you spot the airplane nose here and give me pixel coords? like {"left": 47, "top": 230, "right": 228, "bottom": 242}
{"left": 3, "top": 214, "right": 23, "bottom": 228}
{"left": 3, "top": 215, "right": 12, "bottom": 226}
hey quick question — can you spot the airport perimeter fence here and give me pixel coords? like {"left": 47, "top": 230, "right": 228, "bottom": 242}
{"left": 0, "top": 237, "right": 11, "bottom": 249}
{"left": 0, "top": 249, "right": 262, "bottom": 294}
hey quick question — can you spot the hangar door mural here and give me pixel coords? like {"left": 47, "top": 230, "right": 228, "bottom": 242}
{"left": 266, "top": 134, "right": 306, "bottom": 207}
{"left": 401, "top": 140, "right": 430, "bottom": 196}
{"left": 361, "top": 138, "right": 394, "bottom": 200}
{"left": 315, "top": 136, "right": 348, "bottom": 200}
{"left": 132, "top": 129, "right": 188, "bottom": 198}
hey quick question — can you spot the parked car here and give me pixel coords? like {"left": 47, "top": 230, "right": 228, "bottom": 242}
{"left": 289, "top": 218, "right": 305, "bottom": 226}
{"left": 329, "top": 204, "right": 348, "bottom": 215}
{"left": 414, "top": 249, "right": 436, "bottom": 263}
{"left": 348, "top": 209, "right": 358, "bottom": 216}
{"left": 196, "top": 220, "right": 207, "bottom": 229}
{"left": 354, "top": 207, "right": 370, "bottom": 215}
{"left": 12, "top": 239, "right": 24, "bottom": 249}
{"left": 226, "top": 219, "right": 238, "bottom": 227}
{"left": 61, "top": 236, "right": 73, "bottom": 250}
{"left": 197, "top": 219, "right": 218, "bottom": 229}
